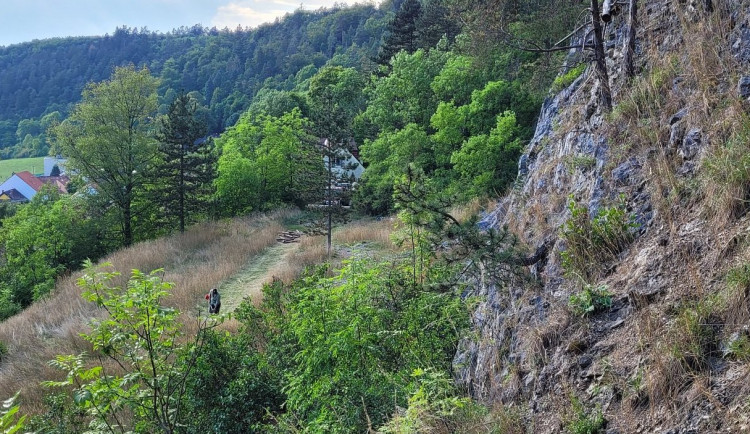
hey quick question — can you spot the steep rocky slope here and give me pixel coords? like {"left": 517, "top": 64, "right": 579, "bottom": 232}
{"left": 456, "top": 1, "right": 750, "bottom": 432}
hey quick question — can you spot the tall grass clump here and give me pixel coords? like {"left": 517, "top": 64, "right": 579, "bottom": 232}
{"left": 702, "top": 116, "right": 750, "bottom": 226}
{"left": 648, "top": 298, "right": 718, "bottom": 402}
{"left": 560, "top": 196, "right": 638, "bottom": 283}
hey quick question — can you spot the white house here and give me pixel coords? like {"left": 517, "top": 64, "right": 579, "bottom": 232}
{"left": 320, "top": 138, "right": 365, "bottom": 181}
{"left": 43, "top": 156, "right": 68, "bottom": 176}
{"left": 0, "top": 171, "right": 44, "bottom": 201}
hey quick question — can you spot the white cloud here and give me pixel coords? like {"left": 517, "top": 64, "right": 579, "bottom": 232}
{"left": 211, "top": 0, "right": 381, "bottom": 30}
{"left": 211, "top": 3, "right": 286, "bottom": 29}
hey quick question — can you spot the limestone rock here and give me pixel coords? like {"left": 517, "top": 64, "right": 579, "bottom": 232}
{"left": 739, "top": 76, "right": 750, "bottom": 99}
{"left": 679, "top": 128, "right": 702, "bottom": 160}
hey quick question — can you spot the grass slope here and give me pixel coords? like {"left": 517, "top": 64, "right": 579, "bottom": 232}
{"left": 0, "top": 210, "right": 292, "bottom": 414}
{"left": 217, "top": 242, "right": 299, "bottom": 312}
{"left": 0, "top": 211, "right": 396, "bottom": 416}
{"left": 0, "top": 156, "right": 46, "bottom": 180}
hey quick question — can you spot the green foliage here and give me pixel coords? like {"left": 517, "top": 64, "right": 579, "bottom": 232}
{"left": 450, "top": 111, "right": 522, "bottom": 198}
{"left": 552, "top": 63, "right": 587, "bottom": 93}
{"left": 724, "top": 334, "right": 750, "bottom": 361}
{"left": 560, "top": 195, "right": 638, "bottom": 283}
{"left": 50, "top": 65, "right": 159, "bottom": 247}
{"left": 375, "top": 0, "right": 422, "bottom": 66}
{"left": 152, "top": 92, "right": 215, "bottom": 232}
{"left": 564, "top": 395, "right": 606, "bottom": 434}
{"left": 279, "top": 259, "right": 467, "bottom": 431}
{"left": 358, "top": 47, "right": 539, "bottom": 213}
{"left": 0, "top": 6, "right": 389, "bottom": 136}
{"left": 357, "top": 123, "right": 434, "bottom": 215}
{"left": 215, "top": 108, "right": 322, "bottom": 215}
{"left": 0, "top": 190, "right": 106, "bottom": 310}
{"left": 234, "top": 246, "right": 470, "bottom": 432}
{"left": 308, "top": 66, "right": 365, "bottom": 144}
{"left": 45, "top": 262, "right": 221, "bottom": 433}
{"left": 28, "top": 393, "right": 86, "bottom": 434}
{"left": 0, "top": 393, "right": 26, "bottom": 434}
{"left": 377, "top": 369, "right": 478, "bottom": 433}
{"left": 569, "top": 284, "right": 612, "bottom": 317}
{"left": 702, "top": 114, "right": 750, "bottom": 221}
{"left": 182, "top": 330, "right": 283, "bottom": 433}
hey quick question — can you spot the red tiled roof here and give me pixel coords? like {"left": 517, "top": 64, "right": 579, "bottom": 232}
{"left": 38, "top": 175, "right": 70, "bottom": 194}
{"left": 14, "top": 171, "right": 44, "bottom": 192}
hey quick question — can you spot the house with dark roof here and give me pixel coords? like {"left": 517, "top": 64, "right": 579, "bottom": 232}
{"left": 0, "top": 171, "right": 45, "bottom": 201}
{"left": 0, "top": 189, "right": 29, "bottom": 203}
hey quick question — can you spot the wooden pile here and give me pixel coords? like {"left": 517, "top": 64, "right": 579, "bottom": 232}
{"left": 276, "top": 230, "right": 303, "bottom": 243}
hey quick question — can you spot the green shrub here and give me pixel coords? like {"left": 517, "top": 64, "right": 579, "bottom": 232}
{"left": 240, "top": 256, "right": 470, "bottom": 432}
{"left": 560, "top": 195, "right": 638, "bottom": 282}
{"left": 724, "top": 334, "right": 750, "bottom": 361}
{"left": 565, "top": 395, "right": 606, "bottom": 434}
{"left": 702, "top": 115, "right": 750, "bottom": 223}
{"left": 569, "top": 284, "right": 612, "bottom": 317}
{"left": 182, "top": 330, "right": 283, "bottom": 434}
{"left": 552, "top": 63, "right": 586, "bottom": 93}
{"left": 0, "top": 393, "right": 26, "bottom": 433}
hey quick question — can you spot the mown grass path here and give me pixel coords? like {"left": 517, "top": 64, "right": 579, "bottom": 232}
{"left": 218, "top": 242, "right": 299, "bottom": 312}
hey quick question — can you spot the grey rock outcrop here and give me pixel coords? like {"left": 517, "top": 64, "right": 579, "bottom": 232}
{"left": 739, "top": 76, "right": 750, "bottom": 99}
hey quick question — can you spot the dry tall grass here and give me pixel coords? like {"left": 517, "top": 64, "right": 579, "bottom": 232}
{"left": 0, "top": 209, "right": 296, "bottom": 414}
{"left": 271, "top": 218, "right": 398, "bottom": 284}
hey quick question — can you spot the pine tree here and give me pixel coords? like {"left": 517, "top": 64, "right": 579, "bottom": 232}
{"left": 153, "top": 92, "right": 215, "bottom": 233}
{"left": 375, "top": 0, "right": 422, "bottom": 66}
{"left": 415, "top": 0, "right": 460, "bottom": 50}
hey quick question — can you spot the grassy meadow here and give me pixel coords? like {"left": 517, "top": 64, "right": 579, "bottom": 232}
{"left": 0, "top": 209, "right": 398, "bottom": 415}
{"left": 0, "top": 156, "right": 46, "bottom": 180}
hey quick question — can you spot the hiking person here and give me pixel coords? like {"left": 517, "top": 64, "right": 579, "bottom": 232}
{"left": 205, "top": 288, "right": 221, "bottom": 314}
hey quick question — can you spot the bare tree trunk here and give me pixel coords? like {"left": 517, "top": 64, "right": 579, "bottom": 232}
{"left": 326, "top": 147, "right": 333, "bottom": 257}
{"left": 591, "top": 0, "right": 612, "bottom": 111}
{"left": 623, "top": 0, "right": 637, "bottom": 79}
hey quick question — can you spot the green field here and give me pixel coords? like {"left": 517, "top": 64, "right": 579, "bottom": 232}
{"left": 0, "top": 157, "right": 46, "bottom": 181}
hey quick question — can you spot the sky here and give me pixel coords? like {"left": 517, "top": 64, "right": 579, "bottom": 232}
{"left": 0, "top": 0, "right": 376, "bottom": 47}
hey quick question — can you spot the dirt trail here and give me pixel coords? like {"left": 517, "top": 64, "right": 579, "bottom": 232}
{"left": 218, "top": 242, "right": 299, "bottom": 312}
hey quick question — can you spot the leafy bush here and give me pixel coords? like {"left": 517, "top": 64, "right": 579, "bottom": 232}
{"left": 0, "top": 393, "right": 26, "bottom": 434}
{"left": 236, "top": 254, "right": 470, "bottom": 432}
{"left": 565, "top": 395, "right": 606, "bottom": 434}
{"left": 552, "top": 63, "right": 586, "bottom": 93}
{"left": 45, "top": 262, "right": 223, "bottom": 433}
{"left": 560, "top": 195, "right": 638, "bottom": 282}
{"left": 182, "top": 330, "right": 283, "bottom": 434}
{"left": 377, "top": 369, "right": 482, "bottom": 434}
{"left": 28, "top": 393, "right": 86, "bottom": 434}
{"left": 569, "top": 284, "right": 612, "bottom": 317}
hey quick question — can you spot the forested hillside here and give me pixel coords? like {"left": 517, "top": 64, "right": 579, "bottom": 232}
{"left": 0, "top": 0, "right": 673, "bottom": 431}
{"left": 0, "top": 3, "right": 389, "bottom": 157}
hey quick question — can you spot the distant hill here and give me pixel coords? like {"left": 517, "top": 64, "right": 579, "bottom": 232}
{"left": 0, "top": 3, "right": 392, "bottom": 155}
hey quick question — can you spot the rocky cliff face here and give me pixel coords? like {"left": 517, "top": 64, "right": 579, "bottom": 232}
{"left": 455, "top": 1, "right": 750, "bottom": 432}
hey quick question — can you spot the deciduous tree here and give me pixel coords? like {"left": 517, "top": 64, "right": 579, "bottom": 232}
{"left": 50, "top": 65, "right": 159, "bottom": 246}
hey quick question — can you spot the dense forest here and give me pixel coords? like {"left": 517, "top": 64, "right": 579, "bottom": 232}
{"left": 0, "top": 0, "right": 599, "bottom": 431}
{"left": 0, "top": 2, "right": 391, "bottom": 158}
